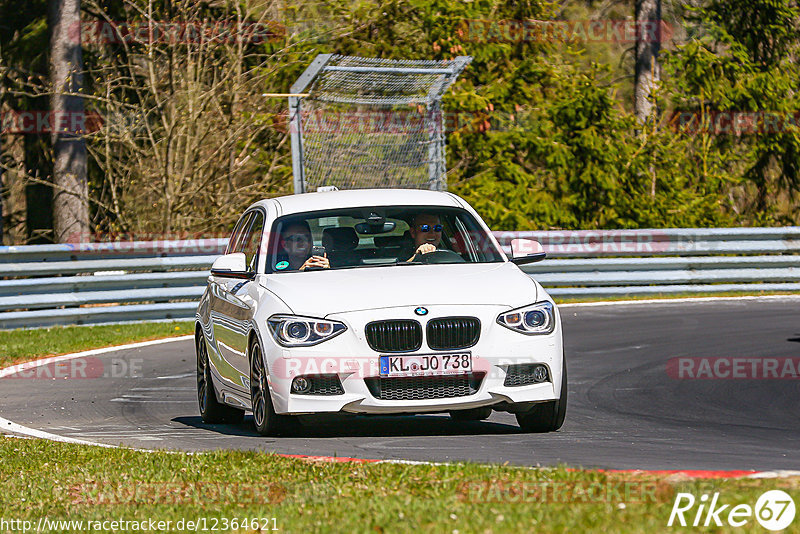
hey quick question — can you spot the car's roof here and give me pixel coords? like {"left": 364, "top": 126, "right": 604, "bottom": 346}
{"left": 256, "top": 189, "right": 464, "bottom": 217}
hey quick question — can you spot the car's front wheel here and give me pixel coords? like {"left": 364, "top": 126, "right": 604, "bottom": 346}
{"left": 515, "top": 358, "right": 567, "bottom": 433}
{"left": 249, "top": 338, "right": 294, "bottom": 436}
{"left": 196, "top": 332, "right": 244, "bottom": 424}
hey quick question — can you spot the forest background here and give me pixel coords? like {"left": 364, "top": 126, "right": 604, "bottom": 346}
{"left": 1, "top": 0, "right": 798, "bottom": 243}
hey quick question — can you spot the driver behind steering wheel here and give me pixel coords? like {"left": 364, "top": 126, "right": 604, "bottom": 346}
{"left": 407, "top": 213, "right": 443, "bottom": 262}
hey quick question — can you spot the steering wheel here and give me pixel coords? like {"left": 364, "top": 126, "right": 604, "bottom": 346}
{"left": 415, "top": 249, "right": 466, "bottom": 264}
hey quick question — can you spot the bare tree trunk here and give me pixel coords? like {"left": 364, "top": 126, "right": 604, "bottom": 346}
{"left": 635, "top": 0, "right": 661, "bottom": 199}
{"left": 0, "top": 131, "right": 4, "bottom": 245}
{"left": 24, "top": 134, "right": 55, "bottom": 243}
{"left": 634, "top": 0, "right": 661, "bottom": 124}
{"left": 0, "top": 85, "right": 6, "bottom": 244}
{"left": 49, "top": 0, "right": 89, "bottom": 243}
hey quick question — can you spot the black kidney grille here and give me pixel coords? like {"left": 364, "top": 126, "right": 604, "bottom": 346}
{"left": 365, "top": 320, "right": 422, "bottom": 352}
{"left": 426, "top": 317, "right": 481, "bottom": 350}
{"left": 365, "top": 373, "right": 485, "bottom": 401}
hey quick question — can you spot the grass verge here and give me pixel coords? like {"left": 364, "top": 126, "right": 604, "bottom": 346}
{"left": 0, "top": 321, "right": 193, "bottom": 369}
{"left": 1, "top": 436, "right": 798, "bottom": 533}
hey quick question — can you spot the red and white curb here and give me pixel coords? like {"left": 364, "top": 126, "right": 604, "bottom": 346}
{"left": 1, "top": 333, "right": 799, "bottom": 479}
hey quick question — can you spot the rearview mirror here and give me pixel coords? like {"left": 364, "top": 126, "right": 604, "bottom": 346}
{"left": 210, "top": 253, "right": 254, "bottom": 279}
{"left": 354, "top": 221, "right": 396, "bottom": 234}
{"left": 510, "top": 239, "right": 546, "bottom": 265}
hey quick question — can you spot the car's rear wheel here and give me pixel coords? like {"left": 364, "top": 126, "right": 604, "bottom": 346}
{"left": 449, "top": 406, "right": 492, "bottom": 421}
{"left": 196, "top": 331, "right": 244, "bottom": 424}
{"left": 515, "top": 358, "right": 567, "bottom": 433}
{"left": 249, "top": 338, "right": 294, "bottom": 436}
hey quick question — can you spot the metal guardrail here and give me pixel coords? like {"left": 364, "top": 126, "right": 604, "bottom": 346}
{"left": 0, "top": 229, "right": 797, "bottom": 329}
{"left": 0, "top": 239, "right": 226, "bottom": 329}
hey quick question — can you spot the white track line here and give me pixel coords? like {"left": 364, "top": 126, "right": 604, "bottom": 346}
{"left": 559, "top": 294, "right": 800, "bottom": 308}
{"left": 0, "top": 335, "right": 193, "bottom": 379}
{"left": 0, "top": 335, "right": 193, "bottom": 451}
{"left": 747, "top": 470, "right": 800, "bottom": 479}
{"left": 0, "top": 415, "right": 116, "bottom": 448}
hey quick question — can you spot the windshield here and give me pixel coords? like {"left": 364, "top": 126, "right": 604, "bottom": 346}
{"left": 266, "top": 206, "right": 504, "bottom": 273}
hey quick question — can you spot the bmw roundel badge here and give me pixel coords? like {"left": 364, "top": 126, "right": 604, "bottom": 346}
{"left": 414, "top": 307, "right": 428, "bottom": 316}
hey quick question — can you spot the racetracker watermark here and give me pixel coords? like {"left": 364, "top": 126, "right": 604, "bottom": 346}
{"left": 74, "top": 20, "right": 285, "bottom": 45}
{"left": 668, "top": 489, "right": 795, "bottom": 530}
{"left": 1, "top": 110, "right": 147, "bottom": 135}
{"left": 458, "top": 19, "right": 674, "bottom": 44}
{"left": 68, "top": 480, "right": 286, "bottom": 505}
{"left": 272, "top": 356, "right": 553, "bottom": 380}
{"left": 1, "top": 111, "right": 102, "bottom": 135}
{"left": 298, "top": 109, "right": 544, "bottom": 136}
{"left": 59, "top": 232, "right": 229, "bottom": 255}
{"left": 459, "top": 480, "right": 664, "bottom": 504}
{"left": 667, "top": 357, "right": 800, "bottom": 380}
{"left": 1, "top": 357, "right": 143, "bottom": 380}
{"left": 671, "top": 111, "right": 800, "bottom": 136}
{"left": 493, "top": 229, "right": 672, "bottom": 255}
{"left": 1, "top": 517, "right": 279, "bottom": 533}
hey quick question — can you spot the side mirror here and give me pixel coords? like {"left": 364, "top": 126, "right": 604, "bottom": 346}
{"left": 510, "top": 239, "right": 547, "bottom": 265}
{"left": 210, "top": 252, "right": 254, "bottom": 279}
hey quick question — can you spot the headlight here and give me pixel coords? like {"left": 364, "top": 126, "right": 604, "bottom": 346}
{"left": 497, "top": 301, "right": 556, "bottom": 335}
{"left": 267, "top": 315, "right": 346, "bottom": 347}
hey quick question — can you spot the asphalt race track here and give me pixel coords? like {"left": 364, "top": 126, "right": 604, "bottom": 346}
{"left": 2, "top": 298, "right": 799, "bottom": 470}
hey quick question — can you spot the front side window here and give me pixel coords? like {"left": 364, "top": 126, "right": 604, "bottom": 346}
{"left": 227, "top": 212, "right": 254, "bottom": 255}
{"left": 266, "top": 206, "right": 503, "bottom": 273}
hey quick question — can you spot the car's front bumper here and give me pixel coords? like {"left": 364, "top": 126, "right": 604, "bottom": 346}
{"left": 261, "top": 304, "right": 564, "bottom": 415}
{"left": 281, "top": 374, "right": 557, "bottom": 415}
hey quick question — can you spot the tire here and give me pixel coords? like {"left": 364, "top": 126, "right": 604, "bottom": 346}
{"left": 196, "top": 331, "right": 245, "bottom": 424}
{"left": 449, "top": 406, "right": 492, "bottom": 421}
{"left": 515, "top": 358, "right": 567, "bottom": 433}
{"left": 249, "top": 337, "right": 295, "bottom": 436}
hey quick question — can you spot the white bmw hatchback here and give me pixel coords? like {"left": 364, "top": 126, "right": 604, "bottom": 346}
{"left": 195, "top": 189, "right": 566, "bottom": 435}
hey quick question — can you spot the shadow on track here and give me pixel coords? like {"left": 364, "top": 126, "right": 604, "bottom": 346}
{"left": 173, "top": 413, "right": 522, "bottom": 438}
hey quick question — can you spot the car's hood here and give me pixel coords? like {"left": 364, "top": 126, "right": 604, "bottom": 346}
{"left": 260, "top": 262, "right": 538, "bottom": 316}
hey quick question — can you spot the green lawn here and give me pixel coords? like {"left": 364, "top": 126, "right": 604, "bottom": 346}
{"left": 1, "top": 436, "right": 796, "bottom": 533}
{"left": 0, "top": 321, "right": 193, "bottom": 368}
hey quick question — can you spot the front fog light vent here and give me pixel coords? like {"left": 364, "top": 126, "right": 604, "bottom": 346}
{"left": 504, "top": 364, "right": 550, "bottom": 387}
{"left": 291, "top": 376, "right": 312, "bottom": 393}
{"left": 291, "top": 374, "right": 344, "bottom": 396}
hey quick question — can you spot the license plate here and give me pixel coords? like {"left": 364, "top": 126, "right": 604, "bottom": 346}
{"left": 379, "top": 353, "right": 472, "bottom": 377}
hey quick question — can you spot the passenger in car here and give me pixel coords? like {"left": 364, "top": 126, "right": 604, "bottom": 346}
{"left": 278, "top": 220, "right": 330, "bottom": 271}
{"left": 321, "top": 227, "right": 361, "bottom": 268}
{"left": 407, "top": 213, "right": 443, "bottom": 261}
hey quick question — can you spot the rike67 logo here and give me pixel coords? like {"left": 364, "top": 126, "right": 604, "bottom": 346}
{"left": 668, "top": 490, "right": 795, "bottom": 530}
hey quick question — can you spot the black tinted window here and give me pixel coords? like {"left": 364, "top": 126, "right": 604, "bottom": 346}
{"left": 267, "top": 206, "right": 502, "bottom": 273}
